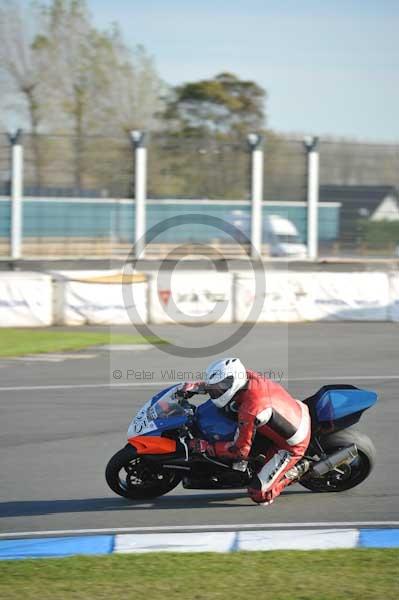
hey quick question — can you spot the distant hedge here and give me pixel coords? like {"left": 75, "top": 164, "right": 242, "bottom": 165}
{"left": 358, "top": 220, "right": 399, "bottom": 249}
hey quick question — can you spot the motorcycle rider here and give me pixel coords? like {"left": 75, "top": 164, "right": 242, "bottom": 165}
{"left": 178, "top": 357, "right": 311, "bottom": 505}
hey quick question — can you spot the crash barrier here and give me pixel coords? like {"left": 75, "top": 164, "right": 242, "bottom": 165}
{"left": 53, "top": 271, "right": 148, "bottom": 325}
{"left": 50, "top": 269, "right": 233, "bottom": 325}
{"left": 148, "top": 271, "right": 233, "bottom": 324}
{"left": 234, "top": 271, "right": 392, "bottom": 322}
{"left": 50, "top": 269, "right": 399, "bottom": 325}
{"left": 0, "top": 528, "right": 399, "bottom": 559}
{"left": 0, "top": 272, "right": 52, "bottom": 326}
{"left": 2, "top": 270, "right": 399, "bottom": 326}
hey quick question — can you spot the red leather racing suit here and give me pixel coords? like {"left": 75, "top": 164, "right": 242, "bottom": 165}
{"left": 211, "top": 369, "right": 311, "bottom": 504}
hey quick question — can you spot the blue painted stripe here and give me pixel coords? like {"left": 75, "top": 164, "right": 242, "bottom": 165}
{"left": 0, "top": 535, "right": 114, "bottom": 560}
{"left": 1, "top": 529, "right": 399, "bottom": 560}
{"left": 359, "top": 528, "right": 399, "bottom": 548}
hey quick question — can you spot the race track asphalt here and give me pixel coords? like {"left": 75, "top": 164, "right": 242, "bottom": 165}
{"left": 1, "top": 322, "right": 398, "bottom": 536}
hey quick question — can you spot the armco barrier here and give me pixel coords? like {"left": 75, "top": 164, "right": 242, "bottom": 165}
{"left": 234, "top": 271, "right": 391, "bottom": 322}
{"left": 1, "top": 528, "right": 399, "bottom": 559}
{"left": 1, "top": 269, "right": 399, "bottom": 326}
{"left": 53, "top": 271, "right": 148, "bottom": 325}
{"left": 0, "top": 272, "right": 52, "bottom": 326}
{"left": 53, "top": 269, "right": 399, "bottom": 325}
{"left": 387, "top": 271, "right": 399, "bottom": 321}
{"left": 147, "top": 271, "right": 233, "bottom": 324}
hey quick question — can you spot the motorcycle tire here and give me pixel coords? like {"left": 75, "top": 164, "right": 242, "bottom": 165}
{"left": 105, "top": 444, "right": 182, "bottom": 500}
{"left": 299, "top": 429, "right": 376, "bottom": 493}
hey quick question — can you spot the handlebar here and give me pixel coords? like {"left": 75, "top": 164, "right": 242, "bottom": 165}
{"left": 175, "top": 383, "right": 207, "bottom": 400}
{"left": 173, "top": 395, "right": 196, "bottom": 414}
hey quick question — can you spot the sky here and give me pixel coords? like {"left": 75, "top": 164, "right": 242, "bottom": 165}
{"left": 87, "top": 0, "right": 399, "bottom": 142}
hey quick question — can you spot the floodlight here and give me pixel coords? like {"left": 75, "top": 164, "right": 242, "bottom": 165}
{"left": 247, "top": 133, "right": 262, "bottom": 150}
{"left": 303, "top": 136, "right": 319, "bottom": 152}
{"left": 130, "top": 130, "right": 145, "bottom": 148}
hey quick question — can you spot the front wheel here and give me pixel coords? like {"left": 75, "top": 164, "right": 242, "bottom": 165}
{"left": 299, "top": 430, "right": 376, "bottom": 493}
{"left": 105, "top": 444, "right": 182, "bottom": 500}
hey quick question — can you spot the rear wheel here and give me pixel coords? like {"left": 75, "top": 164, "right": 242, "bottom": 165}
{"left": 105, "top": 445, "right": 182, "bottom": 500}
{"left": 299, "top": 430, "right": 375, "bottom": 493}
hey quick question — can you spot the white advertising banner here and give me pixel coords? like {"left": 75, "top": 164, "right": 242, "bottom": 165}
{"left": 307, "top": 272, "right": 390, "bottom": 321}
{"left": 387, "top": 272, "right": 399, "bottom": 321}
{"left": 54, "top": 273, "right": 148, "bottom": 325}
{"left": 235, "top": 271, "right": 301, "bottom": 323}
{"left": 149, "top": 271, "right": 233, "bottom": 324}
{"left": 235, "top": 271, "right": 390, "bottom": 323}
{"left": 0, "top": 272, "right": 53, "bottom": 326}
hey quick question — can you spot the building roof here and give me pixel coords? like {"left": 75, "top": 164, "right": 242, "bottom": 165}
{"left": 320, "top": 185, "right": 399, "bottom": 214}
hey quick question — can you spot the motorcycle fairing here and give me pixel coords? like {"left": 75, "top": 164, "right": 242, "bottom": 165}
{"left": 128, "top": 435, "right": 177, "bottom": 454}
{"left": 316, "top": 387, "right": 377, "bottom": 422}
{"left": 127, "top": 385, "right": 189, "bottom": 437}
{"left": 304, "top": 384, "right": 377, "bottom": 433}
{"left": 196, "top": 400, "right": 237, "bottom": 442}
{"left": 128, "top": 387, "right": 238, "bottom": 442}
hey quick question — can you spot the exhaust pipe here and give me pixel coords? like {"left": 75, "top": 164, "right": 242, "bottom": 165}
{"left": 310, "top": 444, "right": 358, "bottom": 478}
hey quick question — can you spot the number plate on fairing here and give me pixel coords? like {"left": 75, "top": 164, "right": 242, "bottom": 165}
{"left": 128, "top": 399, "right": 157, "bottom": 436}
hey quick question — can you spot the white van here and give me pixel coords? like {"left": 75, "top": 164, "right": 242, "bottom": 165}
{"left": 228, "top": 211, "right": 307, "bottom": 257}
{"left": 264, "top": 215, "right": 307, "bottom": 257}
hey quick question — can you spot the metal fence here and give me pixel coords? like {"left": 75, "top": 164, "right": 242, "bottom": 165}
{"left": 319, "top": 141, "right": 399, "bottom": 256}
{"left": 1, "top": 131, "right": 399, "bottom": 259}
{"left": 23, "top": 133, "right": 133, "bottom": 198}
{"left": 147, "top": 135, "right": 250, "bottom": 201}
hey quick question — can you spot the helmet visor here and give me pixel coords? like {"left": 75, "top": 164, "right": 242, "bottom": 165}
{"left": 205, "top": 375, "right": 234, "bottom": 400}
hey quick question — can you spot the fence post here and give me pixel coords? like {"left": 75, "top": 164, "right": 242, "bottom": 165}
{"left": 130, "top": 131, "right": 147, "bottom": 259}
{"left": 304, "top": 136, "right": 319, "bottom": 260}
{"left": 248, "top": 133, "right": 263, "bottom": 259}
{"left": 8, "top": 129, "right": 23, "bottom": 260}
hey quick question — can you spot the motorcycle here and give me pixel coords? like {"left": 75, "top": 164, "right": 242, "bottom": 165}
{"left": 106, "top": 383, "right": 377, "bottom": 500}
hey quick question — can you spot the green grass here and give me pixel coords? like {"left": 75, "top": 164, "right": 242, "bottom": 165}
{"left": 0, "top": 550, "right": 398, "bottom": 600}
{"left": 0, "top": 328, "right": 166, "bottom": 357}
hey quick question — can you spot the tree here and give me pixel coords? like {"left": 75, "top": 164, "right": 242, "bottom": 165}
{"left": 0, "top": 0, "right": 164, "bottom": 191}
{"left": 105, "top": 42, "right": 165, "bottom": 134}
{"left": 149, "top": 73, "right": 266, "bottom": 199}
{"left": 39, "top": 1, "right": 165, "bottom": 188}
{"left": 0, "top": 0, "right": 53, "bottom": 185}
{"left": 38, "top": 0, "right": 106, "bottom": 187}
{"left": 163, "top": 72, "right": 266, "bottom": 138}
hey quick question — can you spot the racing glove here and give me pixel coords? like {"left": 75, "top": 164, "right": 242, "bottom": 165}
{"left": 176, "top": 381, "right": 205, "bottom": 399}
{"left": 189, "top": 438, "right": 215, "bottom": 456}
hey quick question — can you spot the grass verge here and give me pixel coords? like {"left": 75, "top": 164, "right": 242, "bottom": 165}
{"left": 0, "top": 328, "right": 166, "bottom": 357}
{"left": 0, "top": 549, "right": 398, "bottom": 600}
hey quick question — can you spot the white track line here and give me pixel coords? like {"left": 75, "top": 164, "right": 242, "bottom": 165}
{"left": 0, "top": 375, "right": 398, "bottom": 393}
{"left": 1, "top": 522, "right": 399, "bottom": 539}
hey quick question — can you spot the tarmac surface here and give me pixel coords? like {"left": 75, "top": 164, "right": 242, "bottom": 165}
{"left": 1, "top": 322, "right": 398, "bottom": 535}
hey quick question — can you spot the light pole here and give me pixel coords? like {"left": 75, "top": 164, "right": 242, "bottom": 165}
{"left": 247, "top": 133, "right": 263, "bottom": 259}
{"left": 130, "top": 130, "right": 147, "bottom": 259}
{"left": 304, "top": 136, "right": 320, "bottom": 260}
{"left": 8, "top": 129, "right": 23, "bottom": 260}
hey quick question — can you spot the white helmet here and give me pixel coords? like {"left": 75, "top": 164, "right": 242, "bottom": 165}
{"left": 204, "top": 357, "right": 247, "bottom": 408}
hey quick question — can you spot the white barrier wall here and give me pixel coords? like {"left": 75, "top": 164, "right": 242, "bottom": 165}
{"left": 148, "top": 271, "right": 233, "bottom": 324}
{"left": 53, "top": 272, "right": 148, "bottom": 325}
{"left": 388, "top": 272, "right": 399, "bottom": 321}
{"left": 0, "top": 270, "right": 398, "bottom": 326}
{"left": 0, "top": 272, "right": 53, "bottom": 326}
{"left": 234, "top": 271, "right": 391, "bottom": 322}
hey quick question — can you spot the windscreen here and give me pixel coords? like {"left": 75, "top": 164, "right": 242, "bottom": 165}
{"left": 147, "top": 387, "right": 188, "bottom": 420}
{"left": 128, "top": 387, "right": 190, "bottom": 437}
{"left": 148, "top": 397, "right": 187, "bottom": 419}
